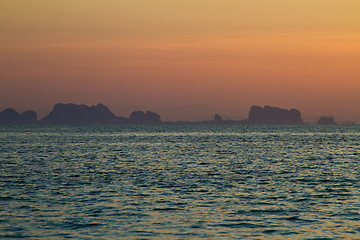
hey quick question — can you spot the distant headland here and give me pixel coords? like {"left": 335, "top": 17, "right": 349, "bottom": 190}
{"left": 248, "top": 105, "right": 303, "bottom": 124}
{"left": 39, "top": 103, "right": 160, "bottom": 124}
{"left": 0, "top": 103, "right": 355, "bottom": 125}
{"left": 0, "top": 109, "right": 37, "bottom": 124}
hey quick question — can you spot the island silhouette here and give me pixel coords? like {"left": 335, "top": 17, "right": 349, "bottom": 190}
{"left": 38, "top": 103, "right": 162, "bottom": 124}
{"left": 40, "top": 103, "right": 128, "bottom": 124}
{"left": 0, "top": 109, "right": 37, "bottom": 124}
{"left": 0, "top": 103, "right": 355, "bottom": 125}
{"left": 317, "top": 117, "right": 336, "bottom": 125}
{"left": 248, "top": 105, "right": 303, "bottom": 124}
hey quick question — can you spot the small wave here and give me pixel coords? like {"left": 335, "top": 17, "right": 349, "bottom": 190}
{"left": 153, "top": 207, "right": 182, "bottom": 212}
{"left": 109, "top": 212, "right": 150, "bottom": 218}
{"left": 280, "top": 216, "right": 318, "bottom": 223}
{"left": 216, "top": 222, "right": 265, "bottom": 229}
{"left": 302, "top": 238, "right": 333, "bottom": 240}
{"left": 56, "top": 221, "right": 103, "bottom": 230}
{"left": 0, "top": 233, "right": 32, "bottom": 239}
{"left": 262, "top": 229, "right": 278, "bottom": 234}
{"left": 235, "top": 209, "right": 283, "bottom": 214}
{"left": 0, "top": 196, "right": 14, "bottom": 201}
{"left": 68, "top": 174, "right": 80, "bottom": 178}
{"left": 293, "top": 198, "right": 310, "bottom": 202}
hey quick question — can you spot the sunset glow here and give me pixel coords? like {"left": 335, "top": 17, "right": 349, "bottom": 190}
{"left": 1, "top": 0, "right": 359, "bottom": 121}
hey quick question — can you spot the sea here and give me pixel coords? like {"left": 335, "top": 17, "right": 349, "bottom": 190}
{"left": 0, "top": 124, "right": 359, "bottom": 239}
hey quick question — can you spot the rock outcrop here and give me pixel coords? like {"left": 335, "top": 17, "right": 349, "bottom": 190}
{"left": 129, "top": 111, "right": 161, "bottom": 124}
{"left": 248, "top": 105, "right": 303, "bottom": 124}
{"left": 214, "top": 114, "right": 223, "bottom": 123}
{"left": 0, "top": 109, "right": 19, "bottom": 124}
{"left": 19, "top": 111, "right": 37, "bottom": 124}
{"left": 0, "top": 108, "right": 37, "bottom": 124}
{"left": 317, "top": 117, "right": 336, "bottom": 125}
{"left": 40, "top": 103, "right": 128, "bottom": 124}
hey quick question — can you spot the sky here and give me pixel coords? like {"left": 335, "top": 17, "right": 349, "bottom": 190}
{"left": 1, "top": 0, "right": 359, "bottom": 122}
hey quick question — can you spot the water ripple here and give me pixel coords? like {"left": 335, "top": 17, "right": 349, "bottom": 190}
{"left": 0, "top": 124, "right": 359, "bottom": 239}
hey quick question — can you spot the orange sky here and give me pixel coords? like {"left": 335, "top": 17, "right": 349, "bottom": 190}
{"left": 1, "top": 0, "right": 359, "bottom": 122}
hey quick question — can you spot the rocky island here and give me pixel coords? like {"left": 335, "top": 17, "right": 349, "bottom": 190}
{"left": 40, "top": 103, "right": 128, "bottom": 124}
{"left": 248, "top": 105, "right": 303, "bottom": 124}
{"left": 38, "top": 103, "right": 161, "bottom": 124}
{"left": 0, "top": 109, "right": 37, "bottom": 124}
{"left": 317, "top": 117, "right": 336, "bottom": 125}
{"left": 129, "top": 111, "right": 161, "bottom": 124}
{"left": 1, "top": 103, "right": 356, "bottom": 125}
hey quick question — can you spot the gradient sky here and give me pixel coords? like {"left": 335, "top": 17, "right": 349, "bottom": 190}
{"left": 1, "top": 0, "right": 359, "bottom": 122}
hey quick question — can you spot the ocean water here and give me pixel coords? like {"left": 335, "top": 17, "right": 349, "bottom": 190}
{"left": 0, "top": 124, "right": 359, "bottom": 239}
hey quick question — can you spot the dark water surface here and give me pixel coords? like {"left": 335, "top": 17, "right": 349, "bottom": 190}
{"left": 0, "top": 124, "right": 359, "bottom": 239}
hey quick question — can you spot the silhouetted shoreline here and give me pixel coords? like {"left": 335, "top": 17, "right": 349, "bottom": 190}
{"left": 0, "top": 103, "right": 356, "bottom": 125}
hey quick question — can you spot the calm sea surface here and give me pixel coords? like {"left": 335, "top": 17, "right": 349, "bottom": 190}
{"left": 0, "top": 124, "right": 359, "bottom": 239}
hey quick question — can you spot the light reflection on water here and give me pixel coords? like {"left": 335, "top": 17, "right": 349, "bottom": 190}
{"left": 0, "top": 124, "right": 359, "bottom": 239}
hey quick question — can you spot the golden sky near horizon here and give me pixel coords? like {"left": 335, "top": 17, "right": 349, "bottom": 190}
{"left": 1, "top": 0, "right": 359, "bottom": 121}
